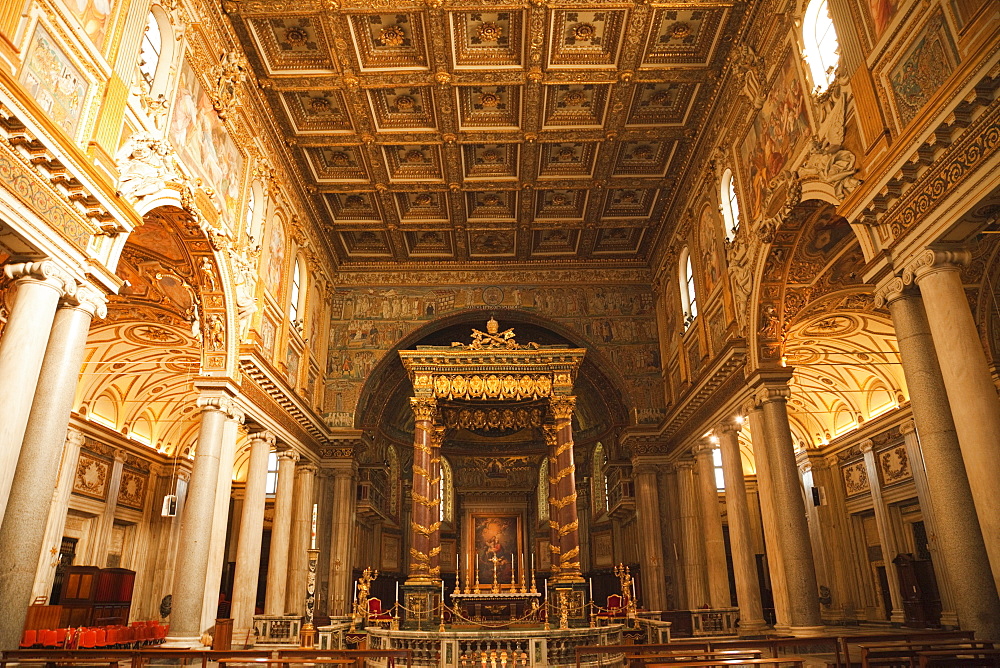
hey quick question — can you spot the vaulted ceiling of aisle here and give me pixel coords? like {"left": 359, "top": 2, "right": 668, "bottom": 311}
{"left": 227, "top": 0, "right": 746, "bottom": 267}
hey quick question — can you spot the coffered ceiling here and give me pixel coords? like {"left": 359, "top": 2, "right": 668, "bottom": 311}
{"left": 228, "top": 1, "right": 744, "bottom": 267}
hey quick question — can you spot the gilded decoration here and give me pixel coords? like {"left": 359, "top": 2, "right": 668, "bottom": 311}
{"left": 878, "top": 445, "right": 912, "bottom": 485}
{"left": 74, "top": 452, "right": 111, "bottom": 500}
{"left": 116, "top": 469, "right": 149, "bottom": 510}
{"left": 841, "top": 459, "right": 870, "bottom": 496}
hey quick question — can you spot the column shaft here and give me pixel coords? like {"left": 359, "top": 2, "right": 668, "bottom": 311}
{"left": 0, "top": 291, "right": 103, "bottom": 650}
{"left": 165, "top": 395, "right": 241, "bottom": 646}
{"left": 231, "top": 431, "right": 273, "bottom": 644}
{"left": 265, "top": 451, "right": 298, "bottom": 614}
{"left": 717, "top": 422, "right": 767, "bottom": 634}
{"left": 406, "top": 398, "right": 440, "bottom": 585}
{"left": 883, "top": 283, "right": 1000, "bottom": 638}
{"left": 860, "top": 440, "right": 905, "bottom": 623}
{"left": 756, "top": 379, "right": 823, "bottom": 632}
{"left": 693, "top": 442, "right": 730, "bottom": 608}
{"left": 632, "top": 460, "right": 667, "bottom": 610}
{"left": 0, "top": 261, "right": 72, "bottom": 518}
{"left": 676, "top": 461, "right": 708, "bottom": 608}
{"left": 547, "top": 396, "right": 583, "bottom": 583}
{"left": 287, "top": 463, "right": 317, "bottom": 614}
{"left": 327, "top": 461, "right": 356, "bottom": 615}
{"left": 912, "top": 254, "right": 1000, "bottom": 579}
{"left": 201, "top": 416, "right": 239, "bottom": 630}
{"left": 32, "top": 429, "right": 85, "bottom": 602}
{"left": 746, "top": 404, "right": 790, "bottom": 630}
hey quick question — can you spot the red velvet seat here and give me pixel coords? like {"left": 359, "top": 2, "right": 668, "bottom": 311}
{"left": 367, "top": 597, "right": 394, "bottom": 627}
{"left": 41, "top": 629, "right": 58, "bottom": 648}
{"left": 20, "top": 629, "right": 37, "bottom": 649}
{"left": 79, "top": 629, "right": 96, "bottom": 649}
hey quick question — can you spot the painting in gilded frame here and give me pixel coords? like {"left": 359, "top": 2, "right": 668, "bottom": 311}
{"left": 20, "top": 25, "right": 90, "bottom": 138}
{"left": 889, "top": 9, "right": 958, "bottom": 129}
{"left": 738, "top": 48, "right": 811, "bottom": 222}
{"left": 470, "top": 513, "right": 522, "bottom": 587}
{"left": 169, "top": 57, "right": 244, "bottom": 225}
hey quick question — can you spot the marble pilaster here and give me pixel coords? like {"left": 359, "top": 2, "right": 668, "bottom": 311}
{"left": 287, "top": 462, "right": 318, "bottom": 615}
{"left": 0, "top": 261, "right": 75, "bottom": 520}
{"left": 717, "top": 420, "right": 767, "bottom": 635}
{"left": 878, "top": 278, "right": 1000, "bottom": 638}
{"left": 164, "top": 392, "right": 243, "bottom": 647}
{"left": 751, "top": 371, "right": 823, "bottom": 633}
{"left": 265, "top": 450, "right": 299, "bottom": 615}
{"left": 232, "top": 431, "right": 274, "bottom": 644}
{"left": 693, "top": 440, "right": 730, "bottom": 608}
{"left": 0, "top": 287, "right": 105, "bottom": 650}
{"left": 676, "top": 460, "right": 708, "bottom": 608}
{"left": 631, "top": 457, "right": 667, "bottom": 611}
{"left": 859, "top": 439, "right": 906, "bottom": 624}
{"left": 909, "top": 249, "right": 1000, "bottom": 581}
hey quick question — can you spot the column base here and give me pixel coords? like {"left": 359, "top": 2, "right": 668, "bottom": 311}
{"left": 737, "top": 621, "right": 770, "bottom": 638}
{"left": 400, "top": 583, "right": 442, "bottom": 629}
{"left": 162, "top": 635, "right": 209, "bottom": 649}
{"left": 771, "top": 624, "right": 792, "bottom": 636}
{"left": 890, "top": 610, "right": 906, "bottom": 625}
{"left": 939, "top": 611, "right": 959, "bottom": 629}
{"left": 788, "top": 625, "right": 827, "bottom": 637}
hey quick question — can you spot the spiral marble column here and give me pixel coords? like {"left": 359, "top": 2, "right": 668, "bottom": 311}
{"left": 546, "top": 396, "right": 584, "bottom": 584}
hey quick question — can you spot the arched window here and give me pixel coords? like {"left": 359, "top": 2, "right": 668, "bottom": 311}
{"left": 288, "top": 256, "right": 305, "bottom": 325}
{"left": 138, "top": 13, "right": 161, "bottom": 89}
{"left": 679, "top": 248, "right": 698, "bottom": 328}
{"left": 803, "top": 0, "right": 840, "bottom": 93}
{"left": 720, "top": 168, "right": 741, "bottom": 241}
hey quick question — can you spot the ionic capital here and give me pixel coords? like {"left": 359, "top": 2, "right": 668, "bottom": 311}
{"left": 631, "top": 461, "right": 659, "bottom": 478}
{"left": 858, "top": 438, "right": 875, "bottom": 454}
{"left": 872, "top": 275, "right": 911, "bottom": 309}
{"left": 65, "top": 426, "right": 86, "bottom": 449}
{"left": 277, "top": 450, "right": 300, "bottom": 463}
{"left": 549, "top": 395, "right": 576, "bottom": 421}
{"left": 410, "top": 396, "right": 438, "bottom": 422}
{"left": 905, "top": 246, "right": 971, "bottom": 284}
{"left": 248, "top": 430, "right": 277, "bottom": 448}
{"left": 899, "top": 418, "right": 917, "bottom": 437}
{"left": 297, "top": 462, "right": 320, "bottom": 476}
{"left": 196, "top": 394, "right": 244, "bottom": 422}
{"left": 755, "top": 383, "right": 790, "bottom": 406}
{"left": 62, "top": 283, "right": 108, "bottom": 319}
{"left": 675, "top": 459, "right": 695, "bottom": 472}
{"left": 692, "top": 439, "right": 716, "bottom": 458}
{"left": 3, "top": 260, "right": 76, "bottom": 297}
{"left": 717, "top": 417, "right": 743, "bottom": 435}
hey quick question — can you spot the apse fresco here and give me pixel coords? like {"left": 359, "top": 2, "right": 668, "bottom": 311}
{"left": 169, "top": 58, "right": 244, "bottom": 224}
{"left": 324, "top": 283, "right": 664, "bottom": 426}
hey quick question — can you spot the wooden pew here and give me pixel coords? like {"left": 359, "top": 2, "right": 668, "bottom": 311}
{"left": 917, "top": 647, "right": 1000, "bottom": 667}
{"left": 859, "top": 640, "right": 993, "bottom": 667}
{"left": 841, "top": 629, "right": 976, "bottom": 667}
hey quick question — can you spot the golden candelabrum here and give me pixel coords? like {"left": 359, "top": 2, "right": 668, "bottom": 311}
{"left": 489, "top": 552, "right": 502, "bottom": 594}
{"left": 350, "top": 566, "right": 378, "bottom": 631}
{"left": 614, "top": 563, "right": 637, "bottom": 619}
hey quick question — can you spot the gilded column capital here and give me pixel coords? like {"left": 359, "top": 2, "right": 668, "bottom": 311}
{"left": 3, "top": 260, "right": 76, "bottom": 298}
{"left": 430, "top": 424, "right": 445, "bottom": 448}
{"left": 62, "top": 283, "right": 108, "bottom": 319}
{"left": 542, "top": 423, "right": 558, "bottom": 446}
{"left": 410, "top": 396, "right": 438, "bottom": 422}
{"left": 549, "top": 395, "right": 576, "bottom": 421}
{"left": 905, "top": 246, "right": 971, "bottom": 284}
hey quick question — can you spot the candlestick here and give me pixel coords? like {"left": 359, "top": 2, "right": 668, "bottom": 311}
{"left": 589, "top": 577, "right": 593, "bottom": 601}
{"left": 511, "top": 553, "right": 515, "bottom": 584}
{"left": 310, "top": 503, "right": 317, "bottom": 550}
{"left": 395, "top": 581, "right": 399, "bottom": 605}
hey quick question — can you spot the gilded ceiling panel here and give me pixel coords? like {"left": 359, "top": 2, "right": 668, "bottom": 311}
{"left": 339, "top": 230, "right": 393, "bottom": 256}
{"left": 468, "top": 230, "right": 517, "bottom": 257}
{"left": 456, "top": 85, "right": 522, "bottom": 129}
{"left": 304, "top": 146, "right": 370, "bottom": 183}
{"left": 325, "top": 192, "right": 383, "bottom": 222}
{"left": 537, "top": 142, "right": 599, "bottom": 179}
{"left": 611, "top": 140, "right": 675, "bottom": 178}
{"left": 532, "top": 228, "right": 581, "bottom": 255}
{"left": 534, "top": 189, "right": 588, "bottom": 220}
{"left": 367, "top": 86, "right": 438, "bottom": 131}
{"left": 449, "top": 10, "right": 525, "bottom": 69}
{"left": 461, "top": 143, "right": 520, "bottom": 180}
{"left": 625, "top": 82, "right": 698, "bottom": 126}
{"left": 593, "top": 227, "right": 646, "bottom": 255}
{"left": 348, "top": 13, "right": 430, "bottom": 71}
{"left": 547, "top": 10, "right": 627, "bottom": 69}
{"left": 381, "top": 144, "right": 445, "bottom": 182}
{"left": 403, "top": 230, "right": 455, "bottom": 257}
{"left": 602, "top": 187, "right": 659, "bottom": 218}
{"left": 465, "top": 190, "right": 518, "bottom": 221}
{"left": 395, "top": 191, "right": 451, "bottom": 223}
{"left": 542, "top": 83, "right": 611, "bottom": 128}
{"left": 247, "top": 16, "right": 336, "bottom": 73}
{"left": 641, "top": 8, "right": 727, "bottom": 67}
{"left": 280, "top": 90, "right": 353, "bottom": 133}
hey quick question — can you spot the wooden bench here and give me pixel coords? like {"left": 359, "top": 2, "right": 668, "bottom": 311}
{"left": 633, "top": 659, "right": 806, "bottom": 668}
{"left": 841, "top": 630, "right": 976, "bottom": 667}
{"left": 859, "top": 640, "right": 994, "bottom": 668}
{"left": 634, "top": 650, "right": 763, "bottom": 663}
{"left": 2, "top": 649, "right": 134, "bottom": 668}
{"left": 917, "top": 647, "right": 1000, "bottom": 667}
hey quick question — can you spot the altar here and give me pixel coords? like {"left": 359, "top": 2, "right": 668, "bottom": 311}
{"left": 450, "top": 591, "right": 542, "bottom": 624}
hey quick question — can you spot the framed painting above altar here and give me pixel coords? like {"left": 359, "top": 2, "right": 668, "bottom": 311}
{"left": 469, "top": 513, "right": 522, "bottom": 587}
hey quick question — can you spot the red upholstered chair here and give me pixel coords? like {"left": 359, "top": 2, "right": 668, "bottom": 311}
{"left": 367, "top": 597, "right": 394, "bottom": 628}
{"left": 79, "top": 629, "right": 96, "bottom": 649}
{"left": 596, "top": 595, "right": 627, "bottom": 626}
{"left": 41, "top": 629, "right": 58, "bottom": 648}
{"left": 20, "top": 630, "right": 37, "bottom": 649}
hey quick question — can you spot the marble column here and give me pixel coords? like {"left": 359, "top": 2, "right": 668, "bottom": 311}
{"left": 0, "top": 261, "right": 75, "bottom": 520}
{"left": 717, "top": 419, "right": 767, "bottom": 635}
{"left": 231, "top": 430, "right": 274, "bottom": 644}
{"left": 632, "top": 457, "right": 667, "bottom": 610}
{"left": 406, "top": 397, "right": 440, "bottom": 586}
{"left": 326, "top": 458, "right": 357, "bottom": 616}
{"left": 32, "top": 428, "right": 86, "bottom": 602}
{"left": 693, "top": 440, "right": 730, "bottom": 608}
{"left": 287, "top": 462, "right": 318, "bottom": 615}
{"left": 201, "top": 416, "right": 241, "bottom": 630}
{"left": 910, "top": 248, "right": 1000, "bottom": 579}
{"left": 899, "top": 421, "right": 957, "bottom": 628}
{"left": 878, "top": 277, "right": 1000, "bottom": 638}
{"left": 547, "top": 396, "right": 584, "bottom": 584}
{"left": 676, "top": 460, "right": 708, "bottom": 608}
{"left": 745, "top": 402, "right": 791, "bottom": 631}
{"left": 87, "top": 450, "right": 127, "bottom": 565}
{"left": 859, "top": 439, "right": 906, "bottom": 624}
{"left": 314, "top": 470, "right": 333, "bottom": 617}
{"left": 0, "top": 286, "right": 105, "bottom": 650}
{"left": 265, "top": 450, "right": 298, "bottom": 615}
{"left": 165, "top": 393, "right": 243, "bottom": 647}
{"left": 662, "top": 465, "right": 684, "bottom": 610}
{"left": 753, "top": 372, "right": 823, "bottom": 633}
